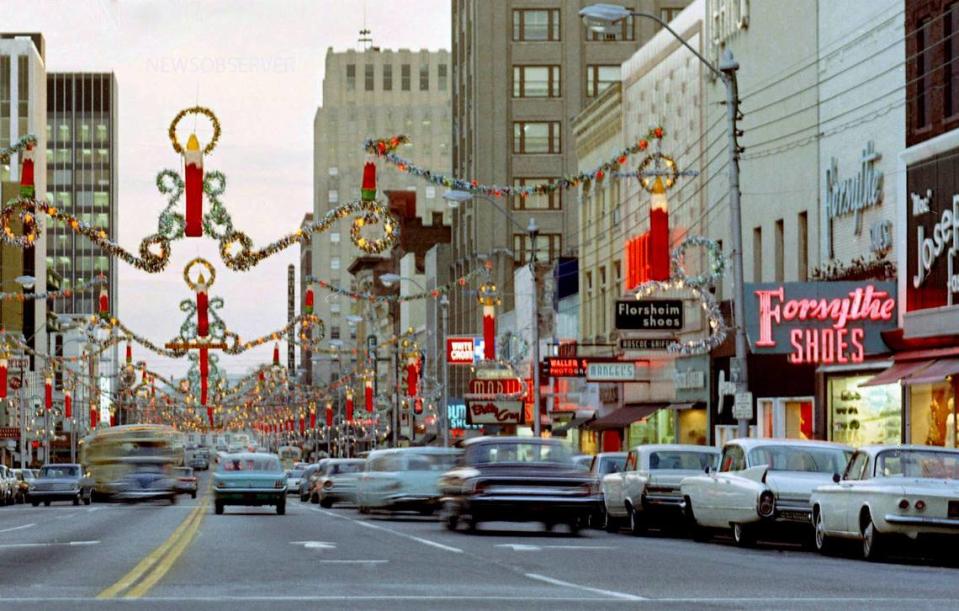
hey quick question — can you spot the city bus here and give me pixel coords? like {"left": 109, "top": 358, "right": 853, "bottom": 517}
{"left": 80, "top": 424, "right": 180, "bottom": 499}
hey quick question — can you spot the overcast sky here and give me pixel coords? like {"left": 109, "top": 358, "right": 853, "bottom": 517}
{"left": 5, "top": 0, "right": 450, "bottom": 376}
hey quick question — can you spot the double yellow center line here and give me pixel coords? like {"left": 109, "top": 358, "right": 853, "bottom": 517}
{"left": 97, "top": 499, "right": 208, "bottom": 599}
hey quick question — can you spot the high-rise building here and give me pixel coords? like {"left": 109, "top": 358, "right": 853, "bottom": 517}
{"left": 45, "top": 72, "right": 118, "bottom": 319}
{"left": 311, "top": 46, "right": 451, "bottom": 385}
{"left": 450, "top": 1, "right": 687, "bottom": 396}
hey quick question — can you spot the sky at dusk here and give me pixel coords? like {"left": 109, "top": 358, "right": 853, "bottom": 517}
{"left": 4, "top": 0, "right": 451, "bottom": 376}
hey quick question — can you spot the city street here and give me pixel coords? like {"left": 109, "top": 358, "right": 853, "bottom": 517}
{"left": 0, "top": 472, "right": 958, "bottom": 610}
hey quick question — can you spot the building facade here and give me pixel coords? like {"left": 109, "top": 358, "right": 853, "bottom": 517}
{"left": 311, "top": 46, "right": 451, "bottom": 386}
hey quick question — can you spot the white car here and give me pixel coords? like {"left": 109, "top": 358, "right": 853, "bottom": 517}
{"left": 810, "top": 445, "right": 959, "bottom": 560}
{"left": 0, "top": 465, "right": 16, "bottom": 505}
{"left": 602, "top": 445, "right": 719, "bottom": 534}
{"left": 681, "top": 438, "right": 852, "bottom": 546}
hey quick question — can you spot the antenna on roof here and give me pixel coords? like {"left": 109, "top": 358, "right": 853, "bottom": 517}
{"left": 358, "top": 0, "right": 372, "bottom": 50}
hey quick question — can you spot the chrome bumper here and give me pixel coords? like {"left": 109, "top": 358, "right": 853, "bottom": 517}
{"left": 885, "top": 514, "right": 959, "bottom": 529}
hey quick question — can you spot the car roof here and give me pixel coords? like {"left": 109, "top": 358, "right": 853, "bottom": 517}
{"left": 42, "top": 463, "right": 81, "bottom": 468}
{"left": 462, "top": 436, "right": 564, "bottom": 446}
{"left": 366, "top": 447, "right": 460, "bottom": 457}
{"left": 595, "top": 452, "right": 628, "bottom": 459}
{"left": 327, "top": 458, "right": 365, "bottom": 464}
{"left": 724, "top": 438, "right": 852, "bottom": 451}
{"left": 855, "top": 444, "right": 959, "bottom": 456}
{"left": 630, "top": 444, "right": 720, "bottom": 454}
{"left": 218, "top": 452, "right": 278, "bottom": 460}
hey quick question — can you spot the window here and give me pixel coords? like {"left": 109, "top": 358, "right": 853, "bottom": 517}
{"left": 513, "top": 121, "right": 561, "bottom": 153}
{"left": 425, "top": 186, "right": 436, "bottom": 199}
{"left": 843, "top": 452, "right": 869, "bottom": 481}
{"left": 330, "top": 325, "right": 341, "bottom": 340}
{"left": 513, "top": 177, "right": 562, "bottom": 210}
{"left": 365, "top": 64, "right": 374, "bottom": 91}
{"left": 513, "top": 65, "right": 561, "bottom": 97}
{"left": 383, "top": 64, "right": 393, "bottom": 91}
{"left": 328, "top": 166, "right": 338, "bottom": 176}
{"left": 512, "top": 8, "right": 561, "bottom": 41}
{"left": 948, "top": 5, "right": 959, "bottom": 116}
{"left": 720, "top": 445, "right": 746, "bottom": 472}
{"left": 587, "top": 8, "right": 635, "bottom": 41}
{"left": 438, "top": 64, "right": 448, "bottom": 90}
{"left": 420, "top": 63, "right": 429, "bottom": 90}
{"left": 797, "top": 211, "right": 808, "bottom": 281}
{"left": 513, "top": 232, "right": 562, "bottom": 265}
{"left": 752, "top": 226, "right": 762, "bottom": 282}
{"left": 330, "top": 232, "right": 340, "bottom": 244}
{"left": 774, "top": 219, "right": 784, "bottom": 282}
{"left": 328, "top": 190, "right": 339, "bottom": 204}
{"left": 431, "top": 211, "right": 443, "bottom": 225}
{"left": 331, "top": 257, "right": 341, "bottom": 270}
{"left": 346, "top": 64, "right": 356, "bottom": 91}
{"left": 916, "top": 17, "right": 929, "bottom": 128}
{"left": 660, "top": 7, "right": 683, "bottom": 23}
{"left": 401, "top": 64, "right": 411, "bottom": 91}
{"left": 587, "top": 65, "right": 620, "bottom": 97}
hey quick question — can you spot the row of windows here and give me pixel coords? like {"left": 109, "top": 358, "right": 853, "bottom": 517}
{"left": 46, "top": 148, "right": 110, "bottom": 164}
{"left": 512, "top": 232, "right": 563, "bottom": 265}
{"left": 513, "top": 64, "right": 619, "bottom": 98}
{"left": 752, "top": 211, "right": 809, "bottom": 283}
{"left": 582, "top": 261, "right": 623, "bottom": 340}
{"left": 46, "top": 191, "right": 110, "bottom": 209}
{"left": 346, "top": 62, "right": 448, "bottom": 92}
{"left": 46, "top": 122, "right": 109, "bottom": 143}
{"left": 511, "top": 8, "right": 639, "bottom": 42}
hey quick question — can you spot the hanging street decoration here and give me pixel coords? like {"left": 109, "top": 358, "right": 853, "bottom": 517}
{"left": 0, "top": 275, "right": 106, "bottom": 303}
{"left": 476, "top": 280, "right": 500, "bottom": 361}
{"left": 363, "top": 127, "right": 669, "bottom": 198}
{"left": 307, "top": 265, "right": 487, "bottom": 304}
{"left": 168, "top": 106, "right": 221, "bottom": 237}
{"left": 0, "top": 134, "right": 37, "bottom": 164}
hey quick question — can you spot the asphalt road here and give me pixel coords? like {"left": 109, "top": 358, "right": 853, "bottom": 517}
{"left": 1, "top": 471, "right": 959, "bottom": 610}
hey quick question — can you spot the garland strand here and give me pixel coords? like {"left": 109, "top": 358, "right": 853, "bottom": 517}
{"left": 0, "top": 275, "right": 107, "bottom": 302}
{"left": 0, "top": 135, "right": 37, "bottom": 164}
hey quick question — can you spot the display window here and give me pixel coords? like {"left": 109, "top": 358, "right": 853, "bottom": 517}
{"left": 908, "top": 382, "right": 957, "bottom": 447}
{"left": 757, "top": 398, "right": 813, "bottom": 439}
{"left": 828, "top": 375, "right": 901, "bottom": 447}
{"left": 580, "top": 429, "right": 598, "bottom": 455}
{"left": 628, "top": 409, "right": 675, "bottom": 446}
{"left": 678, "top": 408, "right": 707, "bottom": 445}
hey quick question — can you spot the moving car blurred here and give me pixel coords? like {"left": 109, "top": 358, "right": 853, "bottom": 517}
{"left": 602, "top": 445, "right": 719, "bottom": 533}
{"left": 12, "top": 468, "right": 35, "bottom": 504}
{"left": 298, "top": 463, "right": 324, "bottom": 502}
{"left": 811, "top": 445, "right": 959, "bottom": 560}
{"left": 356, "top": 448, "right": 460, "bottom": 514}
{"left": 189, "top": 455, "right": 209, "bottom": 471}
{"left": 438, "top": 437, "right": 598, "bottom": 533}
{"left": 286, "top": 466, "right": 306, "bottom": 495}
{"left": 682, "top": 438, "right": 851, "bottom": 546}
{"left": 572, "top": 455, "right": 592, "bottom": 471}
{"left": 82, "top": 424, "right": 180, "bottom": 501}
{"left": 314, "top": 458, "right": 364, "bottom": 507}
{"left": 0, "top": 465, "right": 16, "bottom": 505}
{"left": 28, "top": 464, "right": 93, "bottom": 506}
{"left": 112, "top": 463, "right": 177, "bottom": 504}
{"left": 213, "top": 452, "right": 287, "bottom": 515}
{"left": 584, "top": 452, "right": 626, "bottom": 527}
{"left": 173, "top": 466, "right": 198, "bottom": 499}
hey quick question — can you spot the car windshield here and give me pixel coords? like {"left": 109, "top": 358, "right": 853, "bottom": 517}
{"left": 467, "top": 442, "right": 572, "bottom": 465}
{"left": 40, "top": 466, "right": 78, "bottom": 478}
{"left": 330, "top": 462, "right": 363, "bottom": 475}
{"left": 747, "top": 446, "right": 850, "bottom": 474}
{"left": 219, "top": 456, "right": 281, "bottom": 472}
{"left": 649, "top": 451, "right": 717, "bottom": 471}
{"left": 876, "top": 449, "right": 959, "bottom": 479}
{"left": 290, "top": 469, "right": 305, "bottom": 478}
{"left": 599, "top": 457, "right": 626, "bottom": 474}
{"left": 407, "top": 453, "right": 459, "bottom": 471}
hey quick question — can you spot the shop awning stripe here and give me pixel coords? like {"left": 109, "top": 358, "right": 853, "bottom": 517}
{"left": 860, "top": 360, "right": 934, "bottom": 387}
{"left": 902, "top": 358, "right": 959, "bottom": 386}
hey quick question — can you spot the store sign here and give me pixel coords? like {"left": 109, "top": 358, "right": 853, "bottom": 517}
{"left": 745, "top": 282, "right": 897, "bottom": 365}
{"left": 447, "top": 402, "right": 481, "bottom": 430}
{"left": 615, "top": 299, "right": 683, "bottom": 330}
{"left": 466, "top": 377, "right": 523, "bottom": 398}
{"left": 0, "top": 427, "right": 19, "bottom": 440}
{"left": 824, "top": 141, "right": 883, "bottom": 248}
{"left": 446, "top": 337, "right": 476, "bottom": 365}
{"left": 674, "top": 370, "right": 705, "bottom": 390}
{"left": 619, "top": 337, "right": 672, "bottom": 351}
{"left": 586, "top": 362, "right": 638, "bottom": 382}
{"left": 541, "top": 357, "right": 589, "bottom": 378}
{"left": 466, "top": 400, "right": 524, "bottom": 425}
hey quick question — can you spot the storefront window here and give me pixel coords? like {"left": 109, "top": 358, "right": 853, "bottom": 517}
{"left": 678, "top": 408, "right": 707, "bottom": 445}
{"left": 628, "top": 409, "right": 675, "bottom": 446}
{"left": 829, "top": 376, "right": 901, "bottom": 447}
{"left": 909, "top": 382, "right": 956, "bottom": 447}
{"left": 580, "top": 429, "right": 597, "bottom": 455}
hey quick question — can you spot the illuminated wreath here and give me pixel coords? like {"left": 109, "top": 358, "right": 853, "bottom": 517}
{"left": 672, "top": 236, "right": 725, "bottom": 288}
{"left": 184, "top": 257, "right": 216, "bottom": 291}
{"left": 169, "top": 106, "right": 221, "bottom": 155}
{"left": 0, "top": 205, "right": 40, "bottom": 246}
{"left": 634, "top": 280, "right": 727, "bottom": 356}
{"left": 638, "top": 153, "right": 678, "bottom": 192}
{"left": 351, "top": 206, "right": 399, "bottom": 255}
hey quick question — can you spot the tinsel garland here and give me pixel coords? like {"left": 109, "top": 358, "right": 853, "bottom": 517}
{"left": 307, "top": 267, "right": 485, "bottom": 303}
{"left": 671, "top": 236, "right": 726, "bottom": 288}
{"left": 634, "top": 279, "right": 728, "bottom": 355}
{"left": 169, "top": 106, "right": 221, "bottom": 155}
{"left": 810, "top": 254, "right": 896, "bottom": 281}
{"left": 0, "top": 135, "right": 38, "bottom": 164}
{"left": 363, "top": 127, "right": 666, "bottom": 197}
{"left": 0, "top": 275, "right": 106, "bottom": 302}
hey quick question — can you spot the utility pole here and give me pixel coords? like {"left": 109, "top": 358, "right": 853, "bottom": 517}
{"left": 528, "top": 219, "right": 541, "bottom": 438}
{"left": 18, "top": 360, "right": 26, "bottom": 468}
{"left": 440, "top": 295, "right": 449, "bottom": 448}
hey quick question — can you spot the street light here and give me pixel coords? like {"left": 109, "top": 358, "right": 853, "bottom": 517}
{"left": 527, "top": 218, "right": 542, "bottom": 438}
{"left": 15, "top": 275, "right": 35, "bottom": 290}
{"left": 581, "top": 4, "right": 749, "bottom": 437}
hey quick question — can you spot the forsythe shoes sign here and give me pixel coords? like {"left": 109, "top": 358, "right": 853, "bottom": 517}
{"left": 745, "top": 282, "right": 896, "bottom": 365}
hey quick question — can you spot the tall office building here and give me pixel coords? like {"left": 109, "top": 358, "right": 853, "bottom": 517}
{"left": 450, "top": 1, "right": 688, "bottom": 392}
{"left": 311, "top": 46, "right": 451, "bottom": 385}
{"left": 46, "top": 72, "right": 118, "bottom": 318}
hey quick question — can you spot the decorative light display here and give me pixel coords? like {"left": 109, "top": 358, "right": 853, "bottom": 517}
{"left": 0, "top": 134, "right": 37, "bottom": 164}
{"left": 671, "top": 236, "right": 726, "bottom": 288}
{"left": 308, "top": 265, "right": 486, "bottom": 304}
{"left": 476, "top": 281, "right": 500, "bottom": 361}
{"left": 169, "top": 107, "right": 220, "bottom": 237}
{"left": 0, "top": 275, "right": 105, "bottom": 303}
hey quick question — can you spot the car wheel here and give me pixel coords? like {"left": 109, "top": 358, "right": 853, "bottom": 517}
{"left": 604, "top": 511, "right": 618, "bottom": 533}
{"left": 320, "top": 497, "right": 333, "bottom": 508}
{"left": 814, "top": 509, "right": 835, "bottom": 555}
{"left": 568, "top": 519, "right": 582, "bottom": 536}
{"left": 543, "top": 521, "right": 555, "bottom": 533}
{"left": 310, "top": 493, "right": 319, "bottom": 504}
{"left": 444, "top": 510, "right": 459, "bottom": 531}
{"left": 732, "top": 523, "right": 756, "bottom": 547}
{"left": 862, "top": 514, "right": 886, "bottom": 561}
{"left": 277, "top": 498, "right": 286, "bottom": 515}
{"left": 215, "top": 501, "right": 224, "bottom": 515}
{"left": 31, "top": 500, "right": 38, "bottom": 507}
{"left": 191, "top": 492, "right": 196, "bottom": 499}
{"left": 44, "top": 501, "right": 51, "bottom": 507}
{"left": 83, "top": 494, "right": 92, "bottom": 506}
{"left": 170, "top": 494, "right": 177, "bottom": 505}
{"left": 73, "top": 495, "right": 81, "bottom": 506}
{"left": 300, "top": 493, "right": 308, "bottom": 503}
{"left": 628, "top": 506, "right": 646, "bottom": 536}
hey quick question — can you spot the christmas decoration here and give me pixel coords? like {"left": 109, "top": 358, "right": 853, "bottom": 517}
{"left": 304, "top": 286, "right": 314, "bottom": 315}
{"left": 20, "top": 141, "right": 35, "bottom": 198}
{"left": 0, "top": 355, "right": 6, "bottom": 399}
{"left": 476, "top": 281, "right": 501, "bottom": 361}
{"left": 44, "top": 374, "right": 53, "bottom": 411}
{"left": 345, "top": 389, "right": 354, "bottom": 423}
{"left": 361, "top": 161, "right": 377, "bottom": 202}
{"left": 671, "top": 236, "right": 726, "bottom": 288}
{"left": 0, "top": 134, "right": 37, "bottom": 164}
{"left": 308, "top": 266, "right": 486, "bottom": 304}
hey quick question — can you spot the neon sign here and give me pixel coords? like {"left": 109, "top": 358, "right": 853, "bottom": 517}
{"left": 745, "top": 282, "right": 897, "bottom": 365}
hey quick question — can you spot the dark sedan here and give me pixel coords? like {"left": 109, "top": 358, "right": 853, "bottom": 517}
{"left": 438, "top": 437, "right": 599, "bottom": 534}
{"left": 28, "top": 464, "right": 93, "bottom": 506}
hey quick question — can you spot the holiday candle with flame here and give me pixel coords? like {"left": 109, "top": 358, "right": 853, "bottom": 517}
{"left": 0, "top": 356, "right": 7, "bottom": 399}
{"left": 304, "top": 286, "right": 314, "bottom": 315}
{"left": 649, "top": 176, "right": 670, "bottom": 281}
{"left": 125, "top": 344, "right": 132, "bottom": 365}
{"left": 19, "top": 142, "right": 35, "bottom": 197}
{"left": 406, "top": 356, "right": 419, "bottom": 397}
{"left": 64, "top": 390, "right": 72, "bottom": 419}
{"left": 273, "top": 343, "right": 280, "bottom": 366}
{"left": 90, "top": 404, "right": 98, "bottom": 429}
{"left": 361, "top": 161, "right": 377, "bottom": 202}
{"left": 299, "top": 414, "right": 305, "bottom": 435}
{"left": 346, "top": 389, "right": 354, "bottom": 422}
{"left": 365, "top": 378, "right": 373, "bottom": 413}
{"left": 483, "top": 304, "right": 496, "bottom": 360}
{"left": 199, "top": 347, "right": 209, "bottom": 406}
{"left": 207, "top": 406, "right": 214, "bottom": 428}
{"left": 326, "top": 402, "right": 334, "bottom": 427}
{"left": 99, "top": 286, "right": 109, "bottom": 319}
{"left": 197, "top": 274, "right": 210, "bottom": 338}
{"left": 184, "top": 133, "right": 204, "bottom": 237}
{"left": 310, "top": 406, "right": 317, "bottom": 429}
{"left": 44, "top": 375, "right": 52, "bottom": 411}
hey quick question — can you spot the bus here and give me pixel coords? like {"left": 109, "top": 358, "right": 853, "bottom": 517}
{"left": 80, "top": 424, "right": 180, "bottom": 499}
{"left": 277, "top": 445, "right": 302, "bottom": 470}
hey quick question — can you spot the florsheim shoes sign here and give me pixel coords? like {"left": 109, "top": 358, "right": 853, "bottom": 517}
{"left": 744, "top": 282, "right": 896, "bottom": 365}
{"left": 615, "top": 299, "right": 683, "bottom": 330}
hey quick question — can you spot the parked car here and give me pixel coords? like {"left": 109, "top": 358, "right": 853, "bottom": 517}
{"left": 314, "top": 459, "right": 364, "bottom": 507}
{"left": 584, "top": 452, "right": 627, "bottom": 527}
{"left": 27, "top": 464, "right": 94, "bottom": 506}
{"left": 173, "top": 466, "right": 198, "bottom": 499}
{"left": 213, "top": 452, "right": 287, "bottom": 515}
{"left": 356, "top": 447, "right": 460, "bottom": 514}
{"left": 572, "top": 455, "right": 592, "bottom": 471}
{"left": 681, "top": 438, "right": 852, "bottom": 546}
{"left": 438, "top": 436, "right": 598, "bottom": 533}
{"left": 603, "top": 445, "right": 720, "bottom": 534}
{"left": 0, "top": 465, "right": 16, "bottom": 505}
{"left": 811, "top": 445, "right": 959, "bottom": 560}
{"left": 12, "top": 468, "right": 35, "bottom": 504}
{"left": 298, "top": 463, "right": 323, "bottom": 502}
{"left": 112, "top": 462, "right": 177, "bottom": 504}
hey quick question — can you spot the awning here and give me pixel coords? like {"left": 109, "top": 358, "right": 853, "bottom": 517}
{"left": 585, "top": 404, "right": 668, "bottom": 431}
{"left": 860, "top": 360, "right": 934, "bottom": 387}
{"left": 551, "top": 410, "right": 596, "bottom": 436}
{"left": 902, "top": 358, "right": 959, "bottom": 385}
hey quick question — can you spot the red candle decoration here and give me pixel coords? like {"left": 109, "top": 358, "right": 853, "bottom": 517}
{"left": 346, "top": 389, "right": 354, "bottom": 423}
{"left": 414, "top": 398, "right": 423, "bottom": 415}
{"left": 482, "top": 304, "right": 496, "bottom": 360}
{"left": 309, "top": 407, "right": 317, "bottom": 429}
{"left": 325, "top": 402, "right": 334, "bottom": 427}
{"left": 199, "top": 347, "right": 209, "bottom": 406}
{"left": 361, "top": 161, "right": 377, "bottom": 202}
{"left": 44, "top": 376, "right": 52, "bottom": 411}
{"left": 99, "top": 286, "right": 110, "bottom": 320}
{"left": 19, "top": 142, "right": 35, "bottom": 197}
{"left": 90, "top": 405, "right": 98, "bottom": 429}
{"left": 305, "top": 286, "right": 314, "bottom": 315}
{"left": 207, "top": 406, "right": 214, "bottom": 428}
{"left": 184, "top": 133, "right": 204, "bottom": 237}
{"left": 125, "top": 343, "right": 133, "bottom": 365}
{"left": 64, "top": 390, "right": 72, "bottom": 419}
{"left": 0, "top": 356, "right": 7, "bottom": 400}
{"left": 406, "top": 358, "right": 419, "bottom": 397}
{"left": 197, "top": 276, "right": 210, "bottom": 338}
{"left": 110, "top": 412, "right": 117, "bottom": 427}
{"left": 648, "top": 177, "right": 670, "bottom": 282}
{"left": 273, "top": 343, "right": 280, "bottom": 366}
{"left": 365, "top": 378, "right": 374, "bottom": 414}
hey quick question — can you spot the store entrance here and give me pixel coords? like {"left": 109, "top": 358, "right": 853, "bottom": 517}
{"left": 757, "top": 398, "right": 813, "bottom": 439}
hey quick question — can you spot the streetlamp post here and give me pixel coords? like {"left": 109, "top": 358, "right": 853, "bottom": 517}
{"left": 439, "top": 294, "right": 449, "bottom": 447}
{"left": 581, "top": 4, "right": 748, "bottom": 437}
{"left": 528, "top": 219, "right": 542, "bottom": 438}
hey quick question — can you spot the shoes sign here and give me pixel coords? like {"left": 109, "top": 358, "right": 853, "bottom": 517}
{"left": 615, "top": 299, "right": 683, "bottom": 331}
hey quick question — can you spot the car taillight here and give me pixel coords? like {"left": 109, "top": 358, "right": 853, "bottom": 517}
{"left": 758, "top": 491, "right": 775, "bottom": 518}
{"left": 898, "top": 498, "right": 910, "bottom": 510}
{"left": 915, "top": 499, "right": 926, "bottom": 512}
{"left": 323, "top": 480, "right": 333, "bottom": 489}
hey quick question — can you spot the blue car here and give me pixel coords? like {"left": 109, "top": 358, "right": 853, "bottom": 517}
{"left": 213, "top": 452, "right": 287, "bottom": 515}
